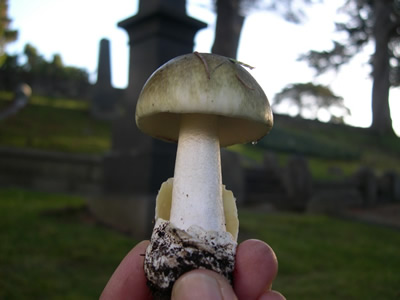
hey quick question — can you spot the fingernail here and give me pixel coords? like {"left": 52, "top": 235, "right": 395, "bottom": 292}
{"left": 172, "top": 272, "right": 223, "bottom": 300}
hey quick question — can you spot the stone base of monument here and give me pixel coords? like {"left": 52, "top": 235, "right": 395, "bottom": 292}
{"left": 102, "top": 151, "right": 153, "bottom": 195}
{"left": 87, "top": 193, "right": 155, "bottom": 239}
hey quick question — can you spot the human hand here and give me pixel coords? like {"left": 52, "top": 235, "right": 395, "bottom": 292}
{"left": 100, "top": 239, "right": 285, "bottom": 300}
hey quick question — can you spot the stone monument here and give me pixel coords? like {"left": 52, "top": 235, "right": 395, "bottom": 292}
{"left": 104, "top": 0, "right": 206, "bottom": 195}
{"left": 89, "top": 0, "right": 207, "bottom": 238}
{"left": 91, "top": 38, "right": 120, "bottom": 119}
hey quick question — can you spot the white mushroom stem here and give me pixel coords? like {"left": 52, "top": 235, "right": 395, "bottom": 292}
{"left": 170, "top": 113, "right": 226, "bottom": 233}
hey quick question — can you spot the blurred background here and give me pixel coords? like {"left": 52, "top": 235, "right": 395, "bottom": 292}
{"left": 1, "top": 0, "right": 399, "bottom": 299}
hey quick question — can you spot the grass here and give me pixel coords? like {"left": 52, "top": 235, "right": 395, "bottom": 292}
{"left": 0, "top": 91, "right": 89, "bottom": 110}
{"left": 239, "top": 209, "right": 400, "bottom": 299}
{"left": 1, "top": 187, "right": 399, "bottom": 299}
{"left": 0, "top": 93, "right": 110, "bottom": 154}
{"left": 1, "top": 90, "right": 400, "bottom": 179}
{"left": 229, "top": 120, "right": 400, "bottom": 180}
{"left": 0, "top": 188, "right": 136, "bottom": 300}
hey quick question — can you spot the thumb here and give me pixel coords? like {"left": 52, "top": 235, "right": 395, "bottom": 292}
{"left": 171, "top": 269, "right": 237, "bottom": 300}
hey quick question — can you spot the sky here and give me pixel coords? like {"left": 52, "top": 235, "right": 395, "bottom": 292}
{"left": 6, "top": 0, "right": 400, "bottom": 135}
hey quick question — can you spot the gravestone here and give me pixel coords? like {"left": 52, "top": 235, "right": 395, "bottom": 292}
{"left": 104, "top": 0, "right": 206, "bottom": 195}
{"left": 378, "top": 171, "right": 400, "bottom": 203}
{"left": 353, "top": 166, "right": 378, "bottom": 206}
{"left": 262, "top": 152, "right": 287, "bottom": 205}
{"left": 307, "top": 188, "right": 363, "bottom": 214}
{"left": 93, "top": 0, "right": 207, "bottom": 238}
{"left": 91, "top": 39, "right": 118, "bottom": 119}
{"left": 394, "top": 174, "right": 400, "bottom": 203}
{"left": 282, "top": 155, "right": 313, "bottom": 211}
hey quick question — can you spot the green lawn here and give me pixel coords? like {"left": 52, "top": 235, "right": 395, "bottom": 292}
{"left": 0, "top": 93, "right": 110, "bottom": 154}
{"left": 1, "top": 188, "right": 399, "bottom": 299}
{"left": 239, "top": 209, "right": 400, "bottom": 299}
{"left": 230, "top": 125, "right": 400, "bottom": 180}
{"left": 0, "top": 188, "right": 136, "bottom": 300}
{"left": 2, "top": 90, "right": 400, "bottom": 179}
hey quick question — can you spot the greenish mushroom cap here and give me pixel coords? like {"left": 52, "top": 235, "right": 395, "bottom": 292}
{"left": 135, "top": 52, "right": 273, "bottom": 147}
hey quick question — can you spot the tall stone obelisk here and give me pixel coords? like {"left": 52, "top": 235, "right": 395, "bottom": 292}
{"left": 91, "top": 38, "right": 117, "bottom": 119}
{"left": 104, "top": 0, "right": 206, "bottom": 194}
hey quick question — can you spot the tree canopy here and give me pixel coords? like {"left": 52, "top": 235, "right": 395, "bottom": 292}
{"left": 0, "top": 43, "right": 90, "bottom": 98}
{"left": 211, "top": 0, "right": 320, "bottom": 58}
{"left": 0, "top": 0, "right": 17, "bottom": 65}
{"left": 274, "top": 82, "right": 350, "bottom": 123}
{"left": 300, "top": 0, "right": 399, "bottom": 135}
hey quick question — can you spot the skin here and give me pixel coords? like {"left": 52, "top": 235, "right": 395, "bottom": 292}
{"left": 100, "top": 239, "right": 285, "bottom": 300}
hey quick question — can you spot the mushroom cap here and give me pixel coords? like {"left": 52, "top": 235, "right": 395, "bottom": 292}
{"left": 135, "top": 53, "right": 273, "bottom": 147}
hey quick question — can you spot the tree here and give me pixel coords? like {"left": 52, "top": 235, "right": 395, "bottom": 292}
{"left": 300, "top": 0, "right": 399, "bottom": 135}
{"left": 51, "top": 54, "right": 63, "bottom": 68}
{"left": 0, "top": 43, "right": 89, "bottom": 97}
{"left": 0, "top": 53, "right": 19, "bottom": 89}
{"left": 0, "top": 0, "right": 18, "bottom": 65}
{"left": 212, "top": 0, "right": 244, "bottom": 58}
{"left": 273, "top": 82, "right": 350, "bottom": 123}
{"left": 211, "top": 0, "right": 320, "bottom": 58}
{"left": 23, "top": 43, "right": 45, "bottom": 73}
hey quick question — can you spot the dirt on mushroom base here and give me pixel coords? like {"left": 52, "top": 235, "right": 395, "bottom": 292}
{"left": 144, "top": 220, "right": 236, "bottom": 299}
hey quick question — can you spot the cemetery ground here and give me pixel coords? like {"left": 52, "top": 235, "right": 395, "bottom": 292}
{"left": 0, "top": 91, "right": 110, "bottom": 154}
{"left": 1, "top": 92, "right": 400, "bottom": 298}
{"left": 1, "top": 187, "right": 400, "bottom": 299}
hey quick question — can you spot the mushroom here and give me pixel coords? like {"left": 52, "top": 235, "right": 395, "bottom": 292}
{"left": 135, "top": 52, "right": 273, "bottom": 298}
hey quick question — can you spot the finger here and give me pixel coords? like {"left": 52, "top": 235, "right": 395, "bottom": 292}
{"left": 259, "top": 290, "right": 286, "bottom": 300}
{"left": 172, "top": 269, "right": 237, "bottom": 300}
{"left": 100, "top": 240, "right": 152, "bottom": 300}
{"left": 233, "top": 239, "right": 279, "bottom": 300}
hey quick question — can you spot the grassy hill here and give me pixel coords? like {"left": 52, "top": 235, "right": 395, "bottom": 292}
{"left": 1, "top": 91, "right": 400, "bottom": 180}
{"left": 0, "top": 91, "right": 110, "bottom": 154}
{"left": 232, "top": 115, "right": 400, "bottom": 179}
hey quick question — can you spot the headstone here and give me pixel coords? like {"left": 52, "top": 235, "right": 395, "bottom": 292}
{"left": 307, "top": 188, "right": 363, "bottom": 214}
{"left": 95, "top": 0, "right": 207, "bottom": 238}
{"left": 353, "top": 167, "right": 378, "bottom": 206}
{"left": 103, "top": 0, "right": 206, "bottom": 194}
{"left": 263, "top": 152, "right": 280, "bottom": 174}
{"left": 378, "top": 171, "right": 400, "bottom": 203}
{"left": 262, "top": 152, "right": 287, "bottom": 206}
{"left": 91, "top": 38, "right": 119, "bottom": 119}
{"left": 104, "top": 0, "right": 206, "bottom": 196}
{"left": 97, "top": 39, "right": 112, "bottom": 86}
{"left": 282, "top": 155, "right": 313, "bottom": 211}
{"left": 394, "top": 173, "right": 400, "bottom": 203}
{"left": 139, "top": 0, "right": 186, "bottom": 14}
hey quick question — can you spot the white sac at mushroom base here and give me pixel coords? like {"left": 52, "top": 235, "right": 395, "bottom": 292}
{"left": 154, "top": 177, "right": 239, "bottom": 240}
{"left": 144, "top": 178, "right": 239, "bottom": 295}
